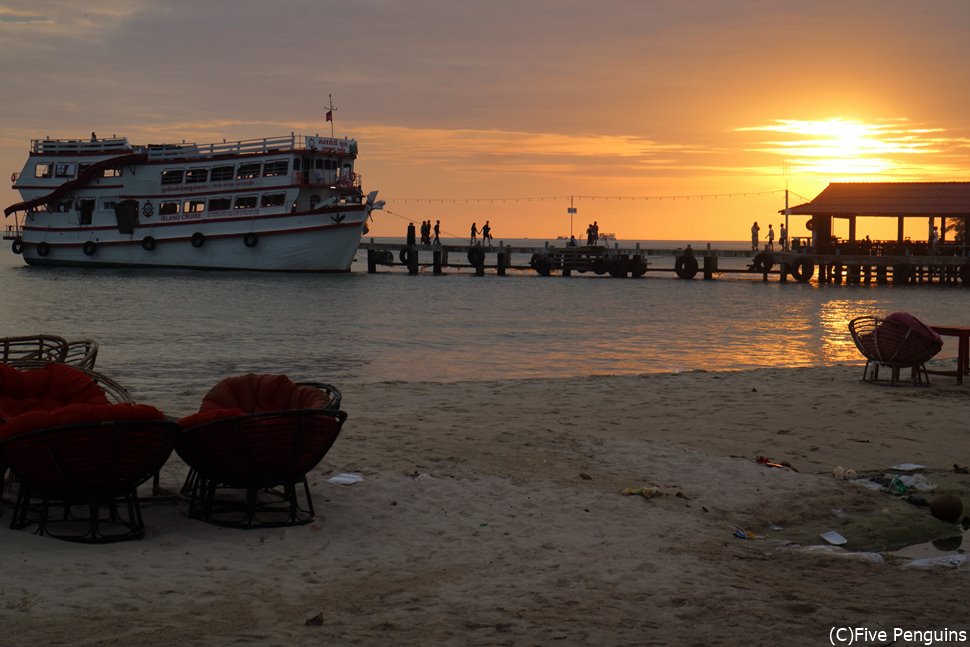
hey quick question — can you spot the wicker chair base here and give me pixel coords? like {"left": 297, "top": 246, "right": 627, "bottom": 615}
{"left": 185, "top": 476, "right": 316, "bottom": 528}
{"left": 861, "top": 361, "right": 931, "bottom": 386}
{"left": 9, "top": 486, "right": 145, "bottom": 543}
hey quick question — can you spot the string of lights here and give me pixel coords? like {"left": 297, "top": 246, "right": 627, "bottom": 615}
{"left": 383, "top": 189, "right": 788, "bottom": 204}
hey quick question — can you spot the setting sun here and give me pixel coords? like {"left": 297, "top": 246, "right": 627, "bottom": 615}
{"left": 739, "top": 118, "right": 944, "bottom": 179}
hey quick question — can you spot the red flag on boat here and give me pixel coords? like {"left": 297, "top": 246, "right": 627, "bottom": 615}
{"left": 326, "top": 110, "right": 333, "bottom": 122}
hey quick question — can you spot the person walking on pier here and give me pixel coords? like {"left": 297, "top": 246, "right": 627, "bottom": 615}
{"left": 470, "top": 222, "right": 479, "bottom": 244}
{"left": 586, "top": 223, "right": 594, "bottom": 246}
{"left": 433, "top": 220, "right": 441, "bottom": 245}
{"left": 766, "top": 224, "right": 774, "bottom": 251}
{"left": 779, "top": 223, "right": 787, "bottom": 251}
{"left": 481, "top": 220, "right": 493, "bottom": 246}
{"left": 751, "top": 221, "right": 760, "bottom": 251}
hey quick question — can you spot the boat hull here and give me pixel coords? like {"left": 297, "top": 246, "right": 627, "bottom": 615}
{"left": 15, "top": 207, "right": 369, "bottom": 272}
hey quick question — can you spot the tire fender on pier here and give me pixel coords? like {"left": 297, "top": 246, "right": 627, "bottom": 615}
{"left": 82, "top": 241, "right": 97, "bottom": 256}
{"left": 142, "top": 236, "right": 156, "bottom": 251}
{"left": 790, "top": 258, "right": 814, "bottom": 283}
{"left": 961, "top": 263, "right": 970, "bottom": 286}
{"left": 631, "top": 259, "right": 647, "bottom": 278}
{"left": 36, "top": 242, "right": 50, "bottom": 257}
{"left": 10, "top": 238, "right": 23, "bottom": 255}
{"left": 591, "top": 257, "right": 608, "bottom": 275}
{"left": 751, "top": 252, "right": 773, "bottom": 273}
{"left": 674, "top": 254, "right": 699, "bottom": 280}
{"left": 467, "top": 246, "right": 486, "bottom": 267}
{"left": 243, "top": 233, "right": 258, "bottom": 248}
{"left": 191, "top": 232, "right": 205, "bottom": 248}
{"left": 529, "top": 253, "right": 552, "bottom": 276}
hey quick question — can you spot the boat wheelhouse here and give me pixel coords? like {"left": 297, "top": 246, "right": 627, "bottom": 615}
{"left": 3, "top": 132, "right": 383, "bottom": 271}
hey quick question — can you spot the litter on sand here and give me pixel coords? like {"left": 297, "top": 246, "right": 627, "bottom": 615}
{"left": 327, "top": 472, "right": 364, "bottom": 485}
{"left": 892, "top": 463, "right": 925, "bottom": 472}
{"left": 622, "top": 486, "right": 662, "bottom": 499}
{"left": 820, "top": 530, "right": 848, "bottom": 545}
{"left": 755, "top": 456, "right": 797, "bottom": 471}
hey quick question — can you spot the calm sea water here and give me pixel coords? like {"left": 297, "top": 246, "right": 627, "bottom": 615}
{"left": 2, "top": 238, "right": 968, "bottom": 416}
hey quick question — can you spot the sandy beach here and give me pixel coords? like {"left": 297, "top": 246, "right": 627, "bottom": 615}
{"left": 2, "top": 365, "right": 969, "bottom": 646}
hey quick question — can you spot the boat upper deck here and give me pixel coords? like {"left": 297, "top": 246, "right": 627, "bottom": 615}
{"left": 30, "top": 134, "right": 358, "bottom": 161}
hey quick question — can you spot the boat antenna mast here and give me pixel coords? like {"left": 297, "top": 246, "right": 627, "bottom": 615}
{"left": 325, "top": 94, "right": 337, "bottom": 138}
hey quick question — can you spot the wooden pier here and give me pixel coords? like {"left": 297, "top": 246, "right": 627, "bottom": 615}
{"left": 359, "top": 241, "right": 970, "bottom": 286}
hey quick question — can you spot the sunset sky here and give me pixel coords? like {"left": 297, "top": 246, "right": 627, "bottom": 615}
{"left": 2, "top": 0, "right": 969, "bottom": 242}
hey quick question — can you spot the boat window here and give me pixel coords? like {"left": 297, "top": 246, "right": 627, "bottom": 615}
{"left": 185, "top": 168, "right": 208, "bottom": 184}
{"left": 161, "top": 169, "right": 184, "bottom": 185}
{"left": 262, "top": 160, "right": 289, "bottom": 177}
{"left": 55, "top": 163, "right": 77, "bottom": 178}
{"left": 208, "top": 197, "right": 231, "bottom": 211}
{"left": 183, "top": 200, "right": 206, "bottom": 214}
{"left": 260, "top": 193, "right": 286, "bottom": 208}
{"left": 159, "top": 201, "right": 180, "bottom": 215}
{"left": 234, "top": 195, "right": 258, "bottom": 209}
{"left": 34, "top": 163, "right": 53, "bottom": 179}
{"left": 103, "top": 168, "right": 122, "bottom": 178}
{"left": 101, "top": 197, "right": 118, "bottom": 212}
{"left": 315, "top": 159, "right": 324, "bottom": 170}
{"left": 78, "top": 163, "right": 90, "bottom": 176}
{"left": 210, "top": 165, "right": 234, "bottom": 182}
{"left": 236, "top": 163, "right": 261, "bottom": 180}
{"left": 293, "top": 158, "right": 301, "bottom": 171}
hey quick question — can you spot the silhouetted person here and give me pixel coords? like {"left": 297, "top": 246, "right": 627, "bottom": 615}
{"left": 433, "top": 220, "right": 441, "bottom": 245}
{"left": 481, "top": 220, "right": 493, "bottom": 246}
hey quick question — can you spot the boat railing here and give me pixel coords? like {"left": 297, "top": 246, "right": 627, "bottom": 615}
{"left": 31, "top": 138, "right": 131, "bottom": 154}
{"left": 144, "top": 135, "right": 358, "bottom": 161}
{"left": 146, "top": 136, "right": 297, "bottom": 161}
{"left": 30, "top": 134, "right": 358, "bottom": 160}
{"left": 3, "top": 221, "right": 23, "bottom": 240}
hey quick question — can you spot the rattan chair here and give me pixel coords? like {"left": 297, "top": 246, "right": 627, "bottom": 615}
{"left": 0, "top": 335, "right": 100, "bottom": 370}
{"left": 0, "top": 335, "right": 69, "bottom": 364}
{"left": 63, "top": 339, "right": 99, "bottom": 370}
{"left": 0, "top": 406, "right": 178, "bottom": 542}
{"left": 0, "top": 362, "right": 136, "bottom": 523}
{"left": 177, "top": 374, "right": 345, "bottom": 528}
{"left": 849, "top": 314, "right": 943, "bottom": 385}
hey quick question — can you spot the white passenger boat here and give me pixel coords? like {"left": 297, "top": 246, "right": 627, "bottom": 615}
{"left": 3, "top": 132, "right": 383, "bottom": 271}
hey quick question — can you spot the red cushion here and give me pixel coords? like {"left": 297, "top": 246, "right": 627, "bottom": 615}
{"left": 199, "top": 374, "right": 329, "bottom": 413}
{"left": 0, "top": 403, "right": 165, "bottom": 442}
{"left": 178, "top": 407, "right": 248, "bottom": 429}
{"left": 289, "top": 385, "right": 332, "bottom": 410}
{"left": 885, "top": 312, "right": 943, "bottom": 344}
{"left": 0, "top": 363, "right": 109, "bottom": 417}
